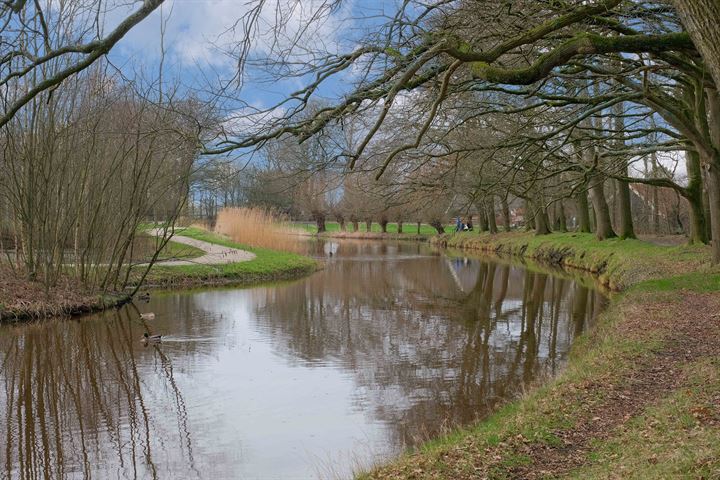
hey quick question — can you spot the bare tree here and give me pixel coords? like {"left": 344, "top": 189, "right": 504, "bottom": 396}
{"left": 0, "top": 0, "right": 164, "bottom": 128}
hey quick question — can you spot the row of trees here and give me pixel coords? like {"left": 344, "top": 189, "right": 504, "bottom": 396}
{"left": 203, "top": 0, "right": 720, "bottom": 264}
{"left": 5, "top": 0, "right": 720, "bottom": 296}
{"left": 192, "top": 98, "right": 691, "bottom": 240}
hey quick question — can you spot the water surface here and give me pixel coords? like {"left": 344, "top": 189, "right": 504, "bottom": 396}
{"left": 0, "top": 240, "right": 605, "bottom": 479}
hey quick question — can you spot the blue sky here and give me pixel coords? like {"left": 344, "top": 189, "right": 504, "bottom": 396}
{"left": 108, "top": 0, "right": 390, "bottom": 112}
{"left": 105, "top": 0, "right": 687, "bottom": 179}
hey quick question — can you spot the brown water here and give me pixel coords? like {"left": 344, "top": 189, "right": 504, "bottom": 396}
{"left": 0, "top": 240, "right": 605, "bottom": 480}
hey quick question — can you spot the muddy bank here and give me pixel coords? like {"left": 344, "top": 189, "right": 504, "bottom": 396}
{"left": 0, "top": 268, "right": 130, "bottom": 323}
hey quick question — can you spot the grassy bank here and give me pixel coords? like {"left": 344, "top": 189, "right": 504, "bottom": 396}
{"left": 433, "top": 231, "right": 709, "bottom": 290}
{"left": 153, "top": 237, "right": 206, "bottom": 261}
{"left": 130, "top": 227, "right": 320, "bottom": 289}
{"left": 1, "top": 228, "right": 318, "bottom": 322}
{"left": 362, "top": 231, "right": 720, "bottom": 479}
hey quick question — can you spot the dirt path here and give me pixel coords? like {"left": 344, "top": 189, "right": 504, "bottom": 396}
{"left": 366, "top": 289, "right": 720, "bottom": 479}
{"left": 636, "top": 234, "right": 688, "bottom": 246}
{"left": 151, "top": 229, "right": 256, "bottom": 266}
{"left": 507, "top": 292, "right": 720, "bottom": 478}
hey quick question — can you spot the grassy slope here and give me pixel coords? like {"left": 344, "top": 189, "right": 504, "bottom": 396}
{"left": 2, "top": 228, "right": 317, "bottom": 321}
{"left": 156, "top": 239, "right": 206, "bottom": 261}
{"left": 362, "top": 231, "right": 720, "bottom": 479}
{"left": 133, "top": 227, "right": 319, "bottom": 289}
{"left": 435, "top": 231, "right": 710, "bottom": 290}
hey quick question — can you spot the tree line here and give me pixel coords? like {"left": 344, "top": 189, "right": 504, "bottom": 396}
{"left": 205, "top": 0, "right": 720, "bottom": 263}
{"left": 4, "top": 0, "right": 720, "bottom": 298}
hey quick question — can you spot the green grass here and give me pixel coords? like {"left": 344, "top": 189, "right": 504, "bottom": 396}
{"left": 435, "top": 231, "right": 711, "bottom": 290}
{"left": 132, "top": 227, "right": 319, "bottom": 288}
{"left": 567, "top": 357, "right": 720, "bottom": 479}
{"left": 360, "top": 230, "right": 720, "bottom": 479}
{"left": 359, "top": 298, "right": 665, "bottom": 478}
{"left": 631, "top": 271, "right": 720, "bottom": 293}
{"left": 155, "top": 240, "right": 205, "bottom": 261}
{"left": 292, "top": 221, "right": 445, "bottom": 236}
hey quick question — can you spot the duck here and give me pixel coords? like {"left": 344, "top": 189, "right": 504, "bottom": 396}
{"left": 138, "top": 292, "right": 151, "bottom": 302}
{"left": 140, "top": 312, "right": 155, "bottom": 320}
{"left": 141, "top": 332, "right": 162, "bottom": 343}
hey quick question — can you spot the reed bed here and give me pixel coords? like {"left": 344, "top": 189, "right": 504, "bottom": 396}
{"left": 214, "top": 207, "right": 305, "bottom": 253}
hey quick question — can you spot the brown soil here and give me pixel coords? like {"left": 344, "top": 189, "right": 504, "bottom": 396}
{"left": 0, "top": 266, "right": 127, "bottom": 322}
{"left": 508, "top": 292, "right": 720, "bottom": 478}
{"left": 636, "top": 234, "right": 689, "bottom": 247}
{"left": 368, "top": 291, "right": 720, "bottom": 479}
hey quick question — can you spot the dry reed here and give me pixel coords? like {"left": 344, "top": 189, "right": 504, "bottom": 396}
{"left": 214, "top": 207, "right": 305, "bottom": 253}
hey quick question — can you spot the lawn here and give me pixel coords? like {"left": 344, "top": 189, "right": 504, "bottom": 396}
{"left": 132, "top": 227, "right": 319, "bottom": 288}
{"left": 156, "top": 239, "right": 205, "bottom": 261}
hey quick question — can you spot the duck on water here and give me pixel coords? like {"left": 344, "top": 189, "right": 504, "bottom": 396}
{"left": 141, "top": 333, "right": 162, "bottom": 343}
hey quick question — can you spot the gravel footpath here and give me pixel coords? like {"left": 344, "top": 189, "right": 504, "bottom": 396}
{"left": 151, "top": 229, "right": 256, "bottom": 266}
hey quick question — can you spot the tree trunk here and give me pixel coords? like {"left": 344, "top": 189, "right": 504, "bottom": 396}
{"left": 500, "top": 197, "right": 511, "bottom": 231}
{"left": 337, "top": 216, "right": 346, "bottom": 231}
{"left": 380, "top": 218, "right": 388, "bottom": 233}
{"left": 397, "top": 221, "right": 403, "bottom": 234}
{"left": 315, "top": 213, "right": 326, "bottom": 233}
{"left": 575, "top": 191, "right": 591, "bottom": 233}
{"left": 613, "top": 102, "right": 636, "bottom": 239}
{"left": 688, "top": 192, "right": 707, "bottom": 244}
{"left": 706, "top": 164, "right": 720, "bottom": 263}
{"left": 705, "top": 88, "right": 720, "bottom": 262}
{"left": 525, "top": 199, "right": 536, "bottom": 231}
{"left": 615, "top": 178, "right": 635, "bottom": 238}
{"left": 476, "top": 203, "right": 488, "bottom": 232}
{"left": 673, "top": 0, "right": 720, "bottom": 91}
{"left": 365, "top": 220, "right": 372, "bottom": 232}
{"left": 486, "top": 197, "right": 498, "bottom": 234}
{"left": 554, "top": 201, "right": 567, "bottom": 232}
{"left": 429, "top": 220, "right": 445, "bottom": 234}
{"left": 703, "top": 185, "right": 712, "bottom": 240}
{"left": 610, "top": 179, "right": 618, "bottom": 229}
{"left": 532, "top": 201, "right": 551, "bottom": 235}
{"left": 686, "top": 150, "right": 708, "bottom": 244}
{"left": 588, "top": 174, "right": 616, "bottom": 240}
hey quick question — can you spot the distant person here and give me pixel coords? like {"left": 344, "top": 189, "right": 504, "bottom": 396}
{"left": 466, "top": 219, "right": 473, "bottom": 231}
{"left": 455, "top": 217, "right": 463, "bottom": 232}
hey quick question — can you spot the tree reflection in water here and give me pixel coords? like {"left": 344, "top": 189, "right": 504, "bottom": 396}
{"left": 0, "top": 308, "right": 196, "bottom": 480}
{"left": 249, "top": 243, "right": 606, "bottom": 449}
{"left": 0, "top": 240, "right": 605, "bottom": 479}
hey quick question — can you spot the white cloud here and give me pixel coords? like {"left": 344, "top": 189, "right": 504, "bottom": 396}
{"left": 110, "top": 0, "right": 353, "bottom": 73}
{"left": 222, "top": 101, "right": 289, "bottom": 134}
